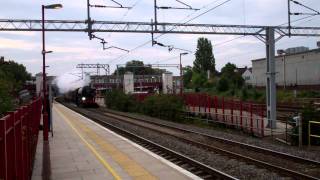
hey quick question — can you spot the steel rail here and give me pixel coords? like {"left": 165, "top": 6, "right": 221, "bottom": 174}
{"left": 88, "top": 108, "right": 320, "bottom": 180}
{"left": 60, "top": 102, "right": 237, "bottom": 180}
{"left": 99, "top": 108, "right": 320, "bottom": 166}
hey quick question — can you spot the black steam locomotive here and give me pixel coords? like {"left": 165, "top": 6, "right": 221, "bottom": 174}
{"left": 65, "top": 86, "right": 98, "bottom": 107}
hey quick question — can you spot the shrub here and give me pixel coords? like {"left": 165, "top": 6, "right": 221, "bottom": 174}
{"left": 217, "top": 77, "right": 229, "bottom": 92}
{"left": 141, "top": 94, "right": 184, "bottom": 121}
{"left": 290, "top": 104, "right": 320, "bottom": 145}
{"left": 0, "top": 86, "right": 13, "bottom": 116}
{"left": 0, "top": 71, "right": 13, "bottom": 116}
{"left": 104, "top": 91, "right": 137, "bottom": 112}
{"left": 241, "top": 87, "right": 248, "bottom": 100}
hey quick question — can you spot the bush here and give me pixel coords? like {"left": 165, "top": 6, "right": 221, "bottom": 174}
{"left": 301, "top": 105, "right": 320, "bottom": 145}
{"left": 104, "top": 91, "right": 184, "bottom": 122}
{"left": 104, "top": 91, "right": 137, "bottom": 112}
{"left": 241, "top": 87, "right": 248, "bottom": 100}
{"left": 217, "top": 77, "right": 229, "bottom": 92}
{"left": 141, "top": 94, "right": 184, "bottom": 121}
{"left": 252, "top": 88, "right": 263, "bottom": 101}
{"left": 0, "top": 71, "right": 13, "bottom": 116}
{"left": 290, "top": 105, "right": 320, "bottom": 145}
{"left": 0, "top": 86, "right": 13, "bottom": 116}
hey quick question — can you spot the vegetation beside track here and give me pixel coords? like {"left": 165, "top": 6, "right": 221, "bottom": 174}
{"left": 290, "top": 105, "right": 320, "bottom": 145}
{"left": 104, "top": 91, "right": 184, "bottom": 122}
{"left": 0, "top": 59, "right": 31, "bottom": 116}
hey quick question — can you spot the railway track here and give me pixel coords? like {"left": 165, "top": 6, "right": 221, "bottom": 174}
{"left": 60, "top": 102, "right": 237, "bottom": 180}
{"left": 94, "top": 108, "right": 320, "bottom": 180}
{"left": 99, "top": 108, "right": 320, "bottom": 166}
{"left": 61, "top": 102, "right": 320, "bottom": 179}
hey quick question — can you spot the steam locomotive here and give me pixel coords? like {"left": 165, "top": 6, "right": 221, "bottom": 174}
{"left": 65, "top": 86, "right": 98, "bottom": 107}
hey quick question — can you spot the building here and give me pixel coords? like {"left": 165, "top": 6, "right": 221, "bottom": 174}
{"left": 90, "top": 73, "right": 182, "bottom": 94}
{"left": 251, "top": 48, "right": 320, "bottom": 87}
{"left": 241, "top": 67, "right": 254, "bottom": 85}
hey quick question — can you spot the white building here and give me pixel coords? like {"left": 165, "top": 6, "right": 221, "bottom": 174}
{"left": 251, "top": 48, "right": 320, "bottom": 87}
{"left": 123, "top": 72, "right": 134, "bottom": 94}
{"left": 162, "top": 72, "right": 173, "bottom": 94}
{"left": 241, "top": 68, "right": 254, "bottom": 85}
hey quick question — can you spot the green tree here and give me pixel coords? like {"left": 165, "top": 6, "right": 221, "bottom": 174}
{"left": 217, "top": 77, "right": 229, "bottom": 92}
{"left": 191, "top": 72, "right": 207, "bottom": 90}
{"left": 183, "top": 66, "right": 193, "bottom": 88}
{"left": 0, "top": 69, "right": 13, "bottom": 116}
{"left": 0, "top": 59, "right": 31, "bottom": 116}
{"left": 220, "top": 62, "right": 244, "bottom": 89}
{"left": 114, "top": 60, "right": 165, "bottom": 75}
{"left": 193, "top": 37, "right": 215, "bottom": 74}
{"left": 0, "top": 60, "right": 31, "bottom": 90}
{"left": 221, "top": 63, "right": 237, "bottom": 77}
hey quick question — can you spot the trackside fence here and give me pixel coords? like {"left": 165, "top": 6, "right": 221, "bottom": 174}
{"left": 131, "top": 93, "right": 266, "bottom": 137}
{"left": 0, "top": 98, "right": 42, "bottom": 180}
{"left": 183, "top": 93, "right": 265, "bottom": 137}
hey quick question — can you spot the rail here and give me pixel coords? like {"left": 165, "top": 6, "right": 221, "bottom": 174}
{"left": 94, "top": 108, "right": 320, "bottom": 179}
{"left": 60, "top": 102, "right": 237, "bottom": 180}
{"left": 309, "top": 121, "right": 320, "bottom": 146}
{"left": 0, "top": 98, "right": 42, "bottom": 180}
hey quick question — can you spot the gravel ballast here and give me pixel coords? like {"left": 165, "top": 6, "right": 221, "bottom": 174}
{"left": 101, "top": 107, "right": 320, "bottom": 162}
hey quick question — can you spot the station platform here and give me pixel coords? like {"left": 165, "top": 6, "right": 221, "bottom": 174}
{"left": 32, "top": 103, "right": 198, "bottom": 180}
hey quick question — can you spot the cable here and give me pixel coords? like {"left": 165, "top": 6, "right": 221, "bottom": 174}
{"left": 295, "top": 16, "right": 319, "bottom": 26}
{"left": 154, "top": 55, "right": 180, "bottom": 64}
{"left": 106, "top": 0, "right": 142, "bottom": 38}
{"left": 111, "top": 0, "right": 232, "bottom": 63}
{"left": 183, "top": 0, "right": 232, "bottom": 23}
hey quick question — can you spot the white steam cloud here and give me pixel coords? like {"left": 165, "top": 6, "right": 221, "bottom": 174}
{"left": 54, "top": 70, "right": 91, "bottom": 94}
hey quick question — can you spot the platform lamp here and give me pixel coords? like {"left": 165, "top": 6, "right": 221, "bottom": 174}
{"left": 42, "top": 4, "right": 62, "bottom": 142}
{"left": 179, "top": 52, "right": 188, "bottom": 95}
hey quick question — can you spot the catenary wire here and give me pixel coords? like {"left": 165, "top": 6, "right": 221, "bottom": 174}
{"left": 108, "top": 0, "right": 233, "bottom": 64}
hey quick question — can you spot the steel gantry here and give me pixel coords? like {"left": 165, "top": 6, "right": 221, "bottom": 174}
{"left": 76, "top": 63, "right": 110, "bottom": 76}
{"left": 1, "top": 19, "right": 320, "bottom": 37}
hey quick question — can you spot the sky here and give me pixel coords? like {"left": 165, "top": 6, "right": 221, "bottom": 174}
{"left": 0, "top": 0, "right": 320, "bottom": 76}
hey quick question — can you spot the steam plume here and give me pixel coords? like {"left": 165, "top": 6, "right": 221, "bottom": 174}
{"left": 54, "top": 70, "right": 90, "bottom": 94}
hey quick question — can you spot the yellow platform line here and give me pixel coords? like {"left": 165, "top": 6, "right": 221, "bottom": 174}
{"left": 54, "top": 106, "right": 122, "bottom": 180}
{"left": 56, "top": 105, "right": 157, "bottom": 180}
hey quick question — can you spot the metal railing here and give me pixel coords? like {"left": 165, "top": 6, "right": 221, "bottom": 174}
{"left": 309, "top": 121, "right": 320, "bottom": 146}
{"left": 0, "top": 98, "right": 42, "bottom": 180}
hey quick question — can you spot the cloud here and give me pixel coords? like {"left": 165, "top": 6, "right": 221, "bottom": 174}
{"left": 0, "top": 38, "right": 39, "bottom": 50}
{"left": 0, "top": 31, "right": 36, "bottom": 37}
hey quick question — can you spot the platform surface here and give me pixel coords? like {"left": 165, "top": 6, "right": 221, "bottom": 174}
{"left": 32, "top": 103, "right": 198, "bottom": 180}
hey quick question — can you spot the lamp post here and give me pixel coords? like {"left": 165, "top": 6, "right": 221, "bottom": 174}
{"left": 277, "top": 49, "right": 286, "bottom": 89}
{"left": 42, "top": 4, "right": 62, "bottom": 141}
{"left": 179, "top": 52, "right": 188, "bottom": 95}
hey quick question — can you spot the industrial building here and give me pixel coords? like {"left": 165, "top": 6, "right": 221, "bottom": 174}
{"left": 250, "top": 47, "right": 320, "bottom": 87}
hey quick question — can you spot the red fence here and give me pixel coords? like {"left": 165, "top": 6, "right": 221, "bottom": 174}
{"left": 131, "top": 93, "right": 266, "bottom": 137}
{"left": 184, "top": 93, "right": 265, "bottom": 137}
{"left": 0, "top": 98, "right": 42, "bottom": 180}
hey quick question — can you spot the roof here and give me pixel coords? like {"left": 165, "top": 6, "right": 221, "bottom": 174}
{"left": 252, "top": 48, "right": 320, "bottom": 62}
{"left": 236, "top": 67, "right": 248, "bottom": 75}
